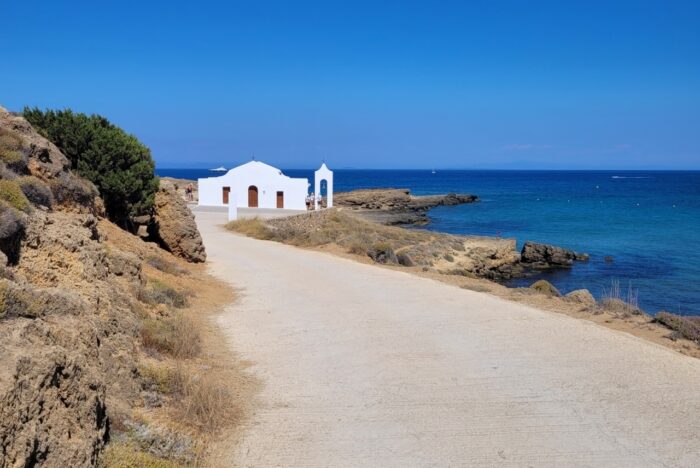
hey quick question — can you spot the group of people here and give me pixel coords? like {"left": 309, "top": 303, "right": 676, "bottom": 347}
{"left": 305, "top": 193, "right": 324, "bottom": 210}
{"left": 184, "top": 183, "right": 195, "bottom": 201}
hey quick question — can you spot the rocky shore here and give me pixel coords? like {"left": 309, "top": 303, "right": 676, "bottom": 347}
{"left": 334, "top": 188, "right": 478, "bottom": 225}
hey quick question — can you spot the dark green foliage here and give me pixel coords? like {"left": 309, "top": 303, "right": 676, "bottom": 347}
{"left": 23, "top": 107, "right": 159, "bottom": 226}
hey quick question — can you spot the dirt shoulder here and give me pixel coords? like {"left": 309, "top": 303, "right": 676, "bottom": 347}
{"left": 98, "top": 220, "right": 259, "bottom": 467}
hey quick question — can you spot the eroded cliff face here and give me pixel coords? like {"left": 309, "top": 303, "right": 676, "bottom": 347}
{"left": 0, "top": 107, "right": 202, "bottom": 466}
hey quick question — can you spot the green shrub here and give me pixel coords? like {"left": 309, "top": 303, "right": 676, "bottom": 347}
{"left": 0, "top": 180, "right": 30, "bottom": 212}
{"left": 24, "top": 107, "right": 159, "bottom": 226}
{"left": 17, "top": 176, "right": 52, "bottom": 208}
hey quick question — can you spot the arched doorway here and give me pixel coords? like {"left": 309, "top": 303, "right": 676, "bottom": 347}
{"left": 318, "top": 179, "right": 328, "bottom": 208}
{"left": 248, "top": 185, "right": 258, "bottom": 207}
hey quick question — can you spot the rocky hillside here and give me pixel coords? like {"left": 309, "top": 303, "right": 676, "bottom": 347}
{"left": 0, "top": 107, "right": 225, "bottom": 467}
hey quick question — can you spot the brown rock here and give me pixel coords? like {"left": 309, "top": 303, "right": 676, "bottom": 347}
{"left": 521, "top": 241, "right": 588, "bottom": 268}
{"left": 565, "top": 289, "right": 596, "bottom": 307}
{"left": 530, "top": 279, "right": 561, "bottom": 297}
{"left": 149, "top": 180, "right": 206, "bottom": 263}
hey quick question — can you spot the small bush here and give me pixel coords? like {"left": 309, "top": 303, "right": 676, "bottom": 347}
{"left": 141, "top": 313, "right": 200, "bottom": 358}
{"left": 176, "top": 368, "right": 233, "bottom": 433}
{"left": 443, "top": 253, "right": 454, "bottom": 262}
{"left": 140, "top": 279, "right": 189, "bottom": 308}
{"left": 0, "top": 149, "right": 27, "bottom": 172}
{"left": 397, "top": 252, "right": 414, "bottom": 267}
{"left": 0, "top": 180, "right": 30, "bottom": 212}
{"left": 599, "top": 279, "right": 642, "bottom": 316}
{"left": 50, "top": 173, "right": 99, "bottom": 207}
{"left": 530, "top": 279, "right": 561, "bottom": 297}
{"left": 654, "top": 312, "right": 700, "bottom": 343}
{"left": 146, "top": 256, "right": 187, "bottom": 276}
{"left": 346, "top": 242, "right": 367, "bottom": 255}
{"left": 0, "top": 162, "right": 17, "bottom": 180}
{"left": 367, "top": 243, "right": 398, "bottom": 264}
{"left": 0, "top": 129, "right": 22, "bottom": 151}
{"left": 17, "top": 176, "right": 53, "bottom": 208}
{"left": 139, "top": 364, "right": 183, "bottom": 394}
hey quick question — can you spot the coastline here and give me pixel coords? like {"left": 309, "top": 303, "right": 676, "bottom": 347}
{"left": 162, "top": 175, "right": 699, "bottom": 356}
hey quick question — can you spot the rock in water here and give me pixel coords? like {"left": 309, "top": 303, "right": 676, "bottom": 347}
{"left": 149, "top": 181, "right": 206, "bottom": 263}
{"left": 520, "top": 241, "right": 588, "bottom": 268}
{"left": 334, "top": 188, "right": 478, "bottom": 225}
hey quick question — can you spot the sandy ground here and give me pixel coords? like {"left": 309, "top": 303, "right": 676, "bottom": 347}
{"left": 196, "top": 211, "right": 700, "bottom": 467}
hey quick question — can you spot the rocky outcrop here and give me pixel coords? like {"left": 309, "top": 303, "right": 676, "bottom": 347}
{"left": 148, "top": 180, "right": 206, "bottom": 263}
{"left": 0, "top": 107, "right": 102, "bottom": 216}
{"left": 529, "top": 279, "right": 561, "bottom": 297}
{"left": 334, "top": 188, "right": 478, "bottom": 225}
{"left": 565, "top": 289, "right": 596, "bottom": 307}
{"left": 0, "top": 106, "right": 149, "bottom": 466}
{"left": 520, "top": 241, "right": 589, "bottom": 269}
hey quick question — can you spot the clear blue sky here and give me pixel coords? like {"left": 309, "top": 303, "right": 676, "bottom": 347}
{"left": 2, "top": 1, "right": 698, "bottom": 169}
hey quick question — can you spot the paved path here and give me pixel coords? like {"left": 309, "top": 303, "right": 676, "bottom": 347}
{"left": 196, "top": 211, "right": 700, "bottom": 467}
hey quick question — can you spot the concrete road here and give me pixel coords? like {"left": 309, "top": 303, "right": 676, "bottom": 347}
{"left": 196, "top": 211, "right": 700, "bottom": 467}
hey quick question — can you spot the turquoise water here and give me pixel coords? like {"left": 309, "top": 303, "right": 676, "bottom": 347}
{"left": 158, "top": 169, "right": 700, "bottom": 316}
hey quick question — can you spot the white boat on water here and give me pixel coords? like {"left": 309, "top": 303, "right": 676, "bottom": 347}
{"left": 210, "top": 166, "right": 227, "bottom": 172}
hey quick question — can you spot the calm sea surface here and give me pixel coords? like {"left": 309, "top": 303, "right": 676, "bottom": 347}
{"left": 158, "top": 168, "right": 700, "bottom": 316}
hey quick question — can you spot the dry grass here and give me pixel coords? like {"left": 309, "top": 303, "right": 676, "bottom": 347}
{"left": 175, "top": 368, "right": 235, "bottom": 433}
{"left": 599, "top": 279, "right": 643, "bottom": 317}
{"left": 654, "top": 312, "right": 700, "bottom": 343}
{"left": 141, "top": 312, "right": 201, "bottom": 359}
{"left": 225, "top": 217, "right": 274, "bottom": 240}
{"left": 139, "top": 279, "right": 190, "bottom": 309}
{"left": 0, "top": 179, "right": 30, "bottom": 212}
{"left": 226, "top": 209, "right": 468, "bottom": 269}
{"left": 99, "top": 441, "right": 180, "bottom": 468}
{"left": 146, "top": 255, "right": 188, "bottom": 276}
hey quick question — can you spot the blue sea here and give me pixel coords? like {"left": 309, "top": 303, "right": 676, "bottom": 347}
{"left": 158, "top": 168, "right": 700, "bottom": 316}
